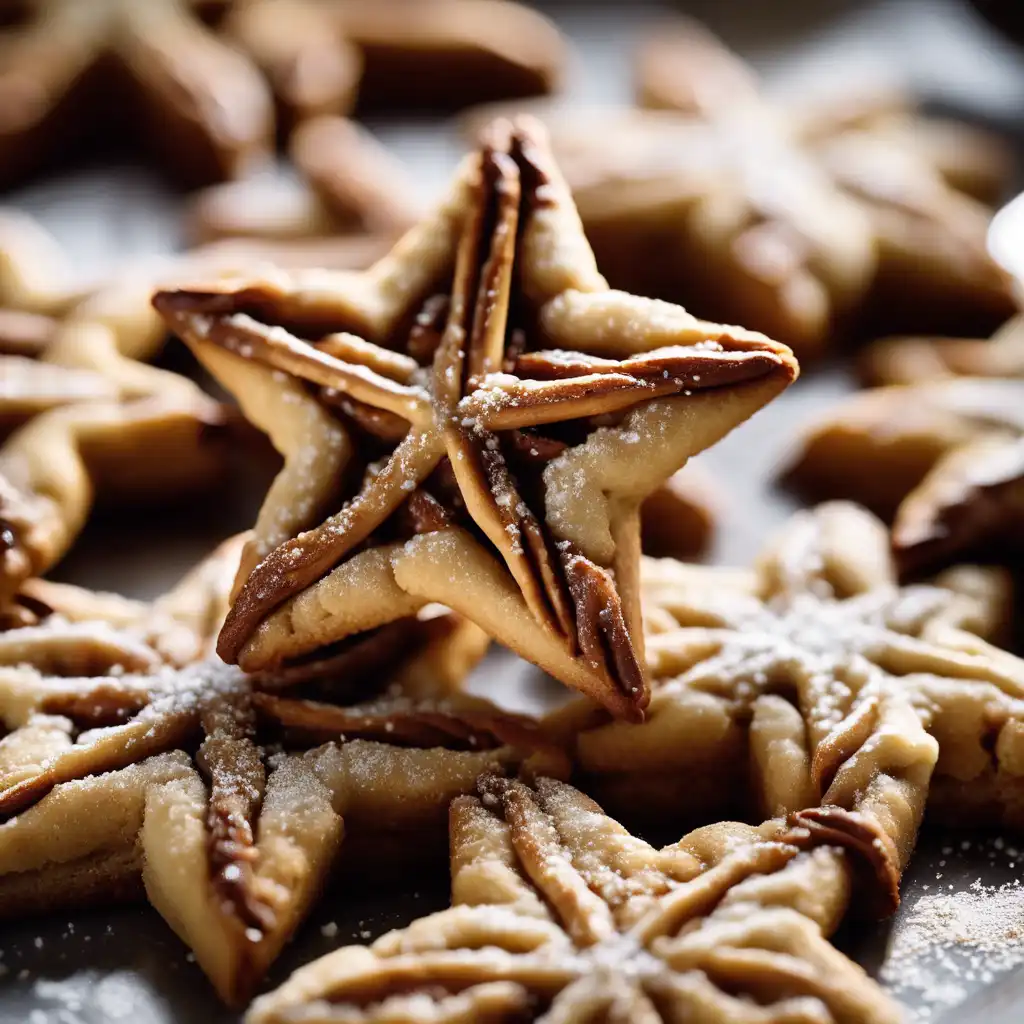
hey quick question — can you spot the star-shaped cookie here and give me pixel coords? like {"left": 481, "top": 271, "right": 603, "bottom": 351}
{"left": 248, "top": 769, "right": 915, "bottom": 1023}
{"left": 0, "top": 0, "right": 275, "bottom": 190}
{"left": 0, "top": 329, "right": 231, "bottom": 602}
{"left": 0, "top": 661, "right": 563, "bottom": 1005}
{"left": 155, "top": 117, "right": 799, "bottom": 721}
{"left": 637, "top": 19, "right": 1014, "bottom": 204}
{"left": 0, "top": 553, "right": 559, "bottom": 1006}
{"left": 636, "top": 20, "right": 1018, "bottom": 334}
{"left": 1, "top": 226, "right": 407, "bottom": 601}
{"left": 489, "top": 22, "right": 1016, "bottom": 362}
{"left": 0, "top": 529, "right": 245, "bottom": 664}
{"left": 786, "top": 379, "right": 1024, "bottom": 574}
{"left": 1, "top": 266, "right": 204, "bottom": 428}
{"left": 553, "top": 502, "right": 1024, "bottom": 838}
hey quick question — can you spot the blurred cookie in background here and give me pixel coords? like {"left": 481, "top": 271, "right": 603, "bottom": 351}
{"left": 223, "top": 0, "right": 567, "bottom": 126}
{"left": 184, "top": 117, "right": 420, "bottom": 244}
{"left": 0, "top": 0, "right": 276, "bottom": 190}
{"left": 783, "top": 377, "right": 1024, "bottom": 575}
{"left": 547, "top": 16, "right": 1018, "bottom": 359}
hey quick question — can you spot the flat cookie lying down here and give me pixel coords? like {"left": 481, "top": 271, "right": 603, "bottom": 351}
{"left": 249, "top": 770, "right": 917, "bottom": 1023}
{"left": 549, "top": 503, "right": 1024, "bottom": 838}
{"left": 786, "top": 378, "right": 1024, "bottom": 574}
{"left": 0, "top": 570, "right": 559, "bottom": 1005}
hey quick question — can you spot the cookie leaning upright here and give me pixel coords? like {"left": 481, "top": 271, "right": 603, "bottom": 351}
{"left": 155, "top": 117, "right": 799, "bottom": 721}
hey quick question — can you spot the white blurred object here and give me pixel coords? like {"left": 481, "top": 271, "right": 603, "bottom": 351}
{"left": 989, "top": 191, "right": 1024, "bottom": 282}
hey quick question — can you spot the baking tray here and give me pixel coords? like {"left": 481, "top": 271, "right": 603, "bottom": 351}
{"left": 3, "top": 2, "right": 1024, "bottom": 1021}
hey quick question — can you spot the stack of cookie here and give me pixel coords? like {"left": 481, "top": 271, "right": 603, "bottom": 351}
{"left": 0, "top": 8, "right": 1022, "bottom": 1023}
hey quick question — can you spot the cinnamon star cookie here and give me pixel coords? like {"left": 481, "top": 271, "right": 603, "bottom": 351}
{"left": 785, "top": 380, "right": 1024, "bottom": 574}
{"left": 248, "top": 769, "right": 915, "bottom": 1023}
{"left": 0, "top": 562, "right": 557, "bottom": 1006}
{"left": 0, "top": 529, "right": 246, "bottom": 664}
{"left": 0, "top": 663, "right": 562, "bottom": 1005}
{"left": 0, "top": 246, "right": 235, "bottom": 604}
{"left": 0, "top": 0, "right": 274, "bottom": 190}
{"left": 551, "top": 503, "right": 1024, "bottom": 836}
{"left": 506, "top": 20, "right": 1016, "bottom": 361}
{"left": 0, "top": 322, "right": 232, "bottom": 601}
{"left": 155, "top": 117, "right": 799, "bottom": 721}
{"left": 638, "top": 20, "right": 1013, "bottom": 206}
{"left": 0, "top": 266, "right": 209, "bottom": 431}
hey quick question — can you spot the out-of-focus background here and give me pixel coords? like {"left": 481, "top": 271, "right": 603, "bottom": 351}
{"left": 15, "top": 1, "right": 1024, "bottom": 274}
{"left": 2, "top": 2, "right": 1023, "bottom": 1022}
{"left": 20, "top": 0, "right": 1023, "bottom": 590}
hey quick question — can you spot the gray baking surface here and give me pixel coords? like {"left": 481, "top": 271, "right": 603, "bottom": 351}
{"left": 3, "top": 1, "right": 1024, "bottom": 1021}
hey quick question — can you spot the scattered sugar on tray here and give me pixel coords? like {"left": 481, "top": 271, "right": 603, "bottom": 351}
{"left": 31, "top": 970, "right": 160, "bottom": 1023}
{"left": 882, "top": 850, "right": 1024, "bottom": 1020}
{"left": 320, "top": 921, "right": 339, "bottom": 939}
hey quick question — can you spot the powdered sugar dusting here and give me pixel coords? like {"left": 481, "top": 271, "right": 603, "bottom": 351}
{"left": 882, "top": 839, "right": 1024, "bottom": 1020}
{"left": 30, "top": 970, "right": 167, "bottom": 1022}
